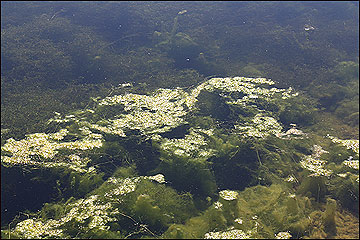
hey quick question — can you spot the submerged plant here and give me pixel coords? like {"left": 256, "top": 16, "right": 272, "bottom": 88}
{"left": 1, "top": 75, "right": 358, "bottom": 239}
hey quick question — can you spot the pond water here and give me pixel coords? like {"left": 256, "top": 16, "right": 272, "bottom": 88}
{"left": 1, "top": 2, "right": 359, "bottom": 239}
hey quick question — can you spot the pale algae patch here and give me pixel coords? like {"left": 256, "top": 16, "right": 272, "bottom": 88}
{"left": 13, "top": 194, "right": 118, "bottom": 238}
{"left": 219, "top": 190, "right": 239, "bottom": 201}
{"left": 97, "top": 88, "right": 190, "bottom": 136}
{"left": 5, "top": 75, "right": 357, "bottom": 239}
{"left": 342, "top": 159, "right": 359, "bottom": 170}
{"left": 235, "top": 114, "right": 283, "bottom": 138}
{"left": 10, "top": 174, "right": 166, "bottom": 239}
{"left": 2, "top": 76, "right": 302, "bottom": 173}
{"left": 300, "top": 140, "right": 359, "bottom": 183}
{"left": 104, "top": 174, "right": 165, "bottom": 199}
{"left": 2, "top": 76, "right": 305, "bottom": 238}
{"left": 275, "top": 231, "right": 292, "bottom": 239}
{"left": 1, "top": 128, "right": 102, "bottom": 173}
{"left": 300, "top": 145, "right": 332, "bottom": 177}
{"left": 327, "top": 135, "right": 359, "bottom": 182}
{"left": 155, "top": 127, "right": 216, "bottom": 158}
{"left": 50, "top": 76, "right": 300, "bottom": 141}
{"left": 204, "top": 227, "right": 252, "bottom": 239}
{"left": 327, "top": 135, "right": 359, "bottom": 156}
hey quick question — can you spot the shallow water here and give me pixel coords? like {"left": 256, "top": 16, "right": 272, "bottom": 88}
{"left": 1, "top": 2, "right": 359, "bottom": 239}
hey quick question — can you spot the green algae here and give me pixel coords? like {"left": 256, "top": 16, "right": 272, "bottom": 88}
{"left": 1, "top": 75, "right": 358, "bottom": 239}
{"left": 1, "top": 2, "right": 359, "bottom": 239}
{"left": 163, "top": 184, "right": 314, "bottom": 239}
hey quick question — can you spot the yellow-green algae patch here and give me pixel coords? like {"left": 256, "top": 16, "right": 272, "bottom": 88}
{"left": 2, "top": 76, "right": 301, "bottom": 171}
{"left": 163, "top": 184, "right": 313, "bottom": 239}
{"left": 7, "top": 173, "right": 168, "bottom": 239}
{"left": 2, "top": 76, "right": 358, "bottom": 239}
{"left": 1, "top": 128, "right": 102, "bottom": 173}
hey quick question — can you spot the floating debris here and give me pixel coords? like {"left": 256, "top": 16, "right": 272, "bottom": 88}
{"left": 304, "top": 24, "right": 315, "bottom": 31}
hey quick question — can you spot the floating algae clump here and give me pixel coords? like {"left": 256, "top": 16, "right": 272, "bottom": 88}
{"left": 1, "top": 128, "right": 102, "bottom": 173}
{"left": 4, "top": 172, "right": 197, "bottom": 238}
{"left": 327, "top": 135, "right": 359, "bottom": 156}
{"left": 155, "top": 127, "right": 216, "bottom": 158}
{"left": 10, "top": 194, "right": 119, "bottom": 238}
{"left": 204, "top": 227, "right": 252, "bottom": 239}
{"left": 219, "top": 190, "right": 239, "bottom": 201}
{"left": 97, "top": 88, "right": 190, "bottom": 136}
{"left": 8, "top": 76, "right": 349, "bottom": 239}
{"left": 35, "top": 76, "right": 300, "bottom": 145}
{"left": 299, "top": 145, "right": 332, "bottom": 177}
{"left": 235, "top": 114, "right": 283, "bottom": 138}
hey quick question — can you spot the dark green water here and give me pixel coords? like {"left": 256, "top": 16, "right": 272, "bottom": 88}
{"left": 1, "top": 1, "right": 359, "bottom": 239}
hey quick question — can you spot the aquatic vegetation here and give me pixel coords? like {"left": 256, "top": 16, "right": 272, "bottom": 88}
{"left": 219, "top": 190, "right": 239, "bottom": 201}
{"left": 323, "top": 198, "right": 337, "bottom": 231}
{"left": 3, "top": 172, "right": 197, "bottom": 238}
{"left": 39, "top": 76, "right": 300, "bottom": 144}
{"left": 163, "top": 184, "right": 315, "bottom": 239}
{"left": 155, "top": 127, "right": 216, "bottom": 158}
{"left": 275, "top": 231, "right": 292, "bottom": 239}
{"left": 327, "top": 135, "right": 359, "bottom": 156}
{"left": 1, "top": 2, "right": 358, "bottom": 239}
{"left": 2, "top": 74, "right": 359, "bottom": 239}
{"left": 307, "top": 61, "right": 359, "bottom": 130}
{"left": 235, "top": 114, "right": 283, "bottom": 138}
{"left": 1, "top": 129, "right": 102, "bottom": 172}
{"left": 342, "top": 159, "right": 359, "bottom": 170}
{"left": 152, "top": 9, "right": 204, "bottom": 69}
{"left": 333, "top": 61, "right": 359, "bottom": 84}
{"left": 154, "top": 153, "right": 217, "bottom": 196}
{"left": 10, "top": 194, "right": 119, "bottom": 238}
{"left": 96, "top": 88, "right": 190, "bottom": 136}
{"left": 299, "top": 145, "right": 332, "bottom": 177}
{"left": 204, "top": 227, "right": 252, "bottom": 239}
